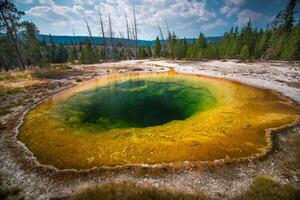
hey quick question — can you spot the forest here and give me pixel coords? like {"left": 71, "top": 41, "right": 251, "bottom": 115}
{"left": 0, "top": 0, "right": 299, "bottom": 71}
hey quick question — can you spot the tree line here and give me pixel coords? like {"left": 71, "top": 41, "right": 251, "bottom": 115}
{"left": 154, "top": 0, "right": 300, "bottom": 61}
{"left": 0, "top": 0, "right": 299, "bottom": 71}
{"left": 0, "top": 0, "right": 149, "bottom": 71}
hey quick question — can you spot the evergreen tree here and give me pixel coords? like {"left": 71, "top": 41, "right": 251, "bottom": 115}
{"left": 68, "top": 46, "right": 78, "bottom": 62}
{"left": 0, "top": 0, "right": 26, "bottom": 69}
{"left": 186, "top": 40, "right": 198, "bottom": 60}
{"left": 47, "top": 34, "right": 57, "bottom": 63}
{"left": 80, "top": 38, "right": 97, "bottom": 64}
{"left": 138, "top": 46, "right": 148, "bottom": 58}
{"left": 147, "top": 45, "right": 152, "bottom": 57}
{"left": 281, "top": 22, "right": 300, "bottom": 60}
{"left": 154, "top": 36, "right": 161, "bottom": 58}
{"left": 198, "top": 33, "right": 206, "bottom": 49}
{"left": 254, "top": 28, "right": 269, "bottom": 59}
{"left": 56, "top": 44, "right": 68, "bottom": 63}
{"left": 240, "top": 45, "right": 250, "bottom": 60}
{"left": 22, "top": 21, "right": 43, "bottom": 66}
{"left": 282, "top": 0, "right": 298, "bottom": 33}
{"left": 239, "top": 19, "right": 256, "bottom": 58}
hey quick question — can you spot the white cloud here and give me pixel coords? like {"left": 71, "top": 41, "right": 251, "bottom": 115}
{"left": 220, "top": 6, "right": 239, "bottom": 17}
{"left": 15, "top": 0, "right": 33, "bottom": 4}
{"left": 25, "top": 0, "right": 217, "bottom": 39}
{"left": 202, "top": 19, "right": 227, "bottom": 30}
{"left": 236, "top": 9, "right": 269, "bottom": 25}
{"left": 26, "top": 6, "right": 51, "bottom": 17}
{"left": 228, "top": 0, "right": 247, "bottom": 6}
{"left": 220, "top": 0, "right": 247, "bottom": 17}
{"left": 39, "top": 0, "right": 55, "bottom": 6}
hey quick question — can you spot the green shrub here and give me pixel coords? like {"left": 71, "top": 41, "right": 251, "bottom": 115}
{"left": 236, "top": 176, "right": 300, "bottom": 200}
{"left": 0, "top": 186, "right": 23, "bottom": 200}
{"left": 0, "top": 86, "right": 24, "bottom": 96}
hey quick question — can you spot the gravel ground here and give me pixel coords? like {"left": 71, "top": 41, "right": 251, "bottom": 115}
{"left": 0, "top": 60, "right": 299, "bottom": 200}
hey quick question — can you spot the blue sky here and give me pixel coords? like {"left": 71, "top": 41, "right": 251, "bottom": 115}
{"left": 14, "top": 0, "right": 298, "bottom": 40}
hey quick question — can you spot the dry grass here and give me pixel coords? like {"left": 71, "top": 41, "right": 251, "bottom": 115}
{"left": 0, "top": 70, "right": 32, "bottom": 83}
{"left": 0, "top": 65, "right": 77, "bottom": 83}
{"left": 69, "top": 182, "right": 210, "bottom": 200}
{"left": 31, "top": 65, "right": 76, "bottom": 80}
{"left": 235, "top": 176, "right": 300, "bottom": 200}
{"left": 68, "top": 176, "right": 300, "bottom": 200}
{"left": 286, "top": 133, "right": 300, "bottom": 171}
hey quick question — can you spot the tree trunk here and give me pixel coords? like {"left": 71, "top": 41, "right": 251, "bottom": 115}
{"left": 108, "top": 13, "right": 114, "bottom": 60}
{"left": 125, "top": 15, "right": 131, "bottom": 59}
{"left": 133, "top": 0, "right": 138, "bottom": 58}
{"left": 99, "top": 11, "right": 107, "bottom": 59}
{"left": 0, "top": 56, "right": 9, "bottom": 71}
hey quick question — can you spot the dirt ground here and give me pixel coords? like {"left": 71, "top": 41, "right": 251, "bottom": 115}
{"left": 0, "top": 60, "right": 299, "bottom": 200}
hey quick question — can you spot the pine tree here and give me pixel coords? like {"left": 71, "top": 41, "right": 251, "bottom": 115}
{"left": 186, "top": 40, "right": 198, "bottom": 60}
{"left": 240, "top": 45, "right": 250, "bottom": 60}
{"left": 56, "top": 44, "right": 68, "bottom": 63}
{"left": 154, "top": 36, "right": 161, "bottom": 58}
{"left": 282, "top": 0, "right": 298, "bottom": 33}
{"left": 198, "top": 33, "right": 206, "bottom": 49}
{"left": 68, "top": 46, "right": 78, "bottom": 62}
{"left": 254, "top": 28, "right": 269, "bottom": 59}
{"left": 22, "top": 21, "right": 43, "bottom": 66}
{"left": 0, "top": 0, "right": 26, "bottom": 69}
{"left": 147, "top": 45, "right": 152, "bottom": 57}
{"left": 80, "top": 38, "right": 97, "bottom": 64}
{"left": 281, "top": 22, "right": 300, "bottom": 60}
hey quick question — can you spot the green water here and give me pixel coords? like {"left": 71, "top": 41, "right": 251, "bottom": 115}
{"left": 53, "top": 78, "right": 216, "bottom": 131}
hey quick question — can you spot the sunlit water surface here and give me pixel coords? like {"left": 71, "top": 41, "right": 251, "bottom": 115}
{"left": 18, "top": 72, "right": 300, "bottom": 169}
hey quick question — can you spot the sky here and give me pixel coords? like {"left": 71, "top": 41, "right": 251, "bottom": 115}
{"left": 13, "top": 0, "right": 298, "bottom": 40}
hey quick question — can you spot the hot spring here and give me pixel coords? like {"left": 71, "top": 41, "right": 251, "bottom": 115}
{"left": 18, "top": 72, "right": 300, "bottom": 169}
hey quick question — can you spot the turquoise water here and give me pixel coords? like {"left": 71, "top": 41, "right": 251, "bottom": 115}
{"left": 53, "top": 78, "right": 216, "bottom": 131}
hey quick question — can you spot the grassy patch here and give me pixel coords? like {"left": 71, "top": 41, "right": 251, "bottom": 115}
{"left": 0, "top": 122, "right": 5, "bottom": 130}
{"left": 286, "top": 134, "right": 300, "bottom": 170}
{"left": 69, "top": 182, "right": 210, "bottom": 200}
{"left": 31, "top": 65, "right": 76, "bottom": 80}
{"left": 0, "top": 86, "right": 24, "bottom": 96}
{"left": 0, "top": 187, "right": 24, "bottom": 200}
{"left": 0, "top": 71, "right": 31, "bottom": 83}
{"left": 235, "top": 176, "right": 300, "bottom": 200}
{"left": 0, "top": 108, "right": 10, "bottom": 116}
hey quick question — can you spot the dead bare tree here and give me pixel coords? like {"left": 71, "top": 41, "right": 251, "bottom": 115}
{"left": 125, "top": 14, "right": 131, "bottom": 59}
{"left": 118, "top": 29, "right": 125, "bottom": 58}
{"left": 98, "top": 11, "right": 106, "bottom": 45}
{"left": 0, "top": 54, "right": 9, "bottom": 71}
{"left": 166, "top": 20, "right": 171, "bottom": 35}
{"left": 98, "top": 10, "right": 107, "bottom": 59}
{"left": 84, "top": 17, "right": 94, "bottom": 46}
{"left": 156, "top": 20, "right": 167, "bottom": 57}
{"left": 132, "top": 0, "right": 138, "bottom": 58}
{"left": 166, "top": 20, "right": 171, "bottom": 55}
{"left": 156, "top": 20, "right": 165, "bottom": 42}
{"left": 119, "top": 28, "right": 130, "bottom": 60}
{"left": 108, "top": 13, "right": 114, "bottom": 59}
{"left": 72, "top": 28, "right": 78, "bottom": 45}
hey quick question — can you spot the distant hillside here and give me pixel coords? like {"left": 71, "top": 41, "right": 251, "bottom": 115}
{"left": 37, "top": 34, "right": 222, "bottom": 47}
